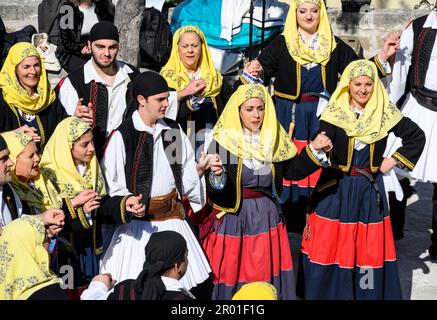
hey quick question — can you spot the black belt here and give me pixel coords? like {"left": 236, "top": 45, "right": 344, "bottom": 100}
{"left": 411, "top": 88, "right": 437, "bottom": 112}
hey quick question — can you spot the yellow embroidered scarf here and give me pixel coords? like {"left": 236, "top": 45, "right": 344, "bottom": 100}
{"left": 0, "top": 42, "right": 56, "bottom": 114}
{"left": 283, "top": 0, "right": 336, "bottom": 66}
{"left": 213, "top": 84, "right": 297, "bottom": 162}
{"left": 40, "top": 117, "right": 106, "bottom": 198}
{"left": 0, "top": 215, "right": 61, "bottom": 300}
{"left": 1, "top": 131, "right": 62, "bottom": 211}
{"left": 161, "top": 25, "right": 223, "bottom": 97}
{"left": 320, "top": 59, "right": 403, "bottom": 144}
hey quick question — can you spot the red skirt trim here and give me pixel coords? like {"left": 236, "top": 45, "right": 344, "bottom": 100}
{"left": 202, "top": 222, "right": 293, "bottom": 286}
{"left": 301, "top": 212, "right": 397, "bottom": 269}
{"left": 283, "top": 139, "right": 321, "bottom": 188}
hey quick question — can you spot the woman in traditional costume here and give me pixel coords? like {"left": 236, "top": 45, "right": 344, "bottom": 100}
{"left": 299, "top": 59, "right": 425, "bottom": 299}
{"left": 0, "top": 42, "right": 67, "bottom": 150}
{"left": 244, "top": 0, "right": 398, "bottom": 233}
{"left": 40, "top": 116, "right": 106, "bottom": 297}
{"left": 201, "top": 83, "right": 332, "bottom": 300}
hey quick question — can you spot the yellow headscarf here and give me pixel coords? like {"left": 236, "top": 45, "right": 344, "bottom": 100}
{"left": 213, "top": 84, "right": 297, "bottom": 162}
{"left": 282, "top": 0, "right": 336, "bottom": 66}
{"left": 320, "top": 59, "right": 403, "bottom": 144}
{"left": 0, "top": 131, "right": 62, "bottom": 211}
{"left": 160, "top": 25, "right": 223, "bottom": 97}
{"left": 232, "top": 282, "right": 278, "bottom": 300}
{"left": 39, "top": 117, "right": 106, "bottom": 199}
{"left": 0, "top": 215, "right": 61, "bottom": 300}
{"left": 0, "top": 42, "right": 56, "bottom": 114}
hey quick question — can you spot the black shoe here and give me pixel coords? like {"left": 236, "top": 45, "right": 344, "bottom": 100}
{"left": 428, "top": 243, "right": 437, "bottom": 259}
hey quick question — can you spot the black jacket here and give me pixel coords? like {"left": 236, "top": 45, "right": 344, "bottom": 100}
{"left": 257, "top": 35, "right": 387, "bottom": 101}
{"left": 206, "top": 142, "right": 324, "bottom": 213}
{"left": 314, "top": 117, "right": 425, "bottom": 174}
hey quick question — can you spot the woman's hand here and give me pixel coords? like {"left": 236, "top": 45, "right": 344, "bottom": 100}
{"left": 310, "top": 131, "right": 333, "bottom": 152}
{"left": 83, "top": 197, "right": 101, "bottom": 215}
{"left": 244, "top": 59, "right": 263, "bottom": 77}
{"left": 126, "top": 194, "right": 146, "bottom": 218}
{"left": 74, "top": 98, "right": 94, "bottom": 125}
{"left": 91, "top": 273, "right": 117, "bottom": 290}
{"left": 197, "top": 153, "right": 224, "bottom": 177}
{"left": 71, "top": 189, "right": 99, "bottom": 208}
{"left": 208, "top": 153, "right": 224, "bottom": 176}
{"left": 40, "top": 208, "right": 65, "bottom": 226}
{"left": 178, "top": 79, "right": 206, "bottom": 100}
{"left": 40, "top": 208, "right": 65, "bottom": 237}
{"left": 15, "top": 125, "right": 41, "bottom": 143}
{"left": 379, "top": 157, "right": 397, "bottom": 174}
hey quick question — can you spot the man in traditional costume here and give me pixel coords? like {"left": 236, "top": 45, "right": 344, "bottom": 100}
{"left": 99, "top": 71, "right": 221, "bottom": 298}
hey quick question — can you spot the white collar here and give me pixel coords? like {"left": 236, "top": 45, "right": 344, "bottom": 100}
{"left": 83, "top": 59, "right": 134, "bottom": 86}
{"left": 132, "top": 110, "right": 171, "bottom": 139}
{"left": 161, "top": 276, "right": 195, "bottom": 298}
{"left": 351, "top": 106, "right": 364, "bottom": 115}
{"left": 423, "top": 9, "right": 437, "bottom": 29}
{"left": 76, "top": 163, "right": 87, "bottom": 176}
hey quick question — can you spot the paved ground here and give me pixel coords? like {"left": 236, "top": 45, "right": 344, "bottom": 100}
{"left": 289, "top": 181, "right": 437, "bottom": 300}
{"left": 396, "top": 181, "right": 437, "bottom": 300}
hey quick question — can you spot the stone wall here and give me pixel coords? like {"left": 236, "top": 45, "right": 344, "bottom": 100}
{"left": 0, "top": 0, "right": 433, "bottom": 57}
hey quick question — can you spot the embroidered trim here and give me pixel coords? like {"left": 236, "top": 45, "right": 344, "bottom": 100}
{"left": 239, "top": 74, "right": 249, "bottom": 85}
{"left": 392, "top": 151, "right": 415, "bottom": 171}
{"left": 35, "top": 115, "right": 45, "bottom": 148}
{"left": 130, "top": 133, "right": 147, "bottom": 195}
{"left": 331, "top": 137, "right": 355, "bottom": 172}
{"left": 65, "top": 198, "right": 77, "bottom": 219}
{"left": 369, "top": 143, "right": 379, "bottom": 173}
{"left": 186, "top": 98, "right": 196, "bottom": 112}
{"left": 273, "top": 63, "right": 301, "bottom": 101}
{"left": 93, "top": 223, "right": 103, "bottom": 256}
{"left": 321, "top": 65, "right": 327, "bottom": 90}
{"left": 305, "top": 145, "right": 323, "bottom": 167}
{"left": 77, "top": 206, "right": 91, "bottom": 230}
{"left": 373, "top": 55, "right": 387, "bottom": 77}
{"left": 210, "top": 157, "right": 243, "bottom": 213}
{"left": 211, "top": 97, "right": 219, "bottom": 118}
{"left": 120, "top": 195, "right": 129, "bottom": 224}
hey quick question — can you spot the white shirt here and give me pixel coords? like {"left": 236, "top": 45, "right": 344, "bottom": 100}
{"left": 220, "top": 0, "right": 288, "bottom": 43}
{"left": 80, "top": 275, "right": 194, "bottom": 300}
{"left": 78, "top": 3, "right": 99, "bottom": 35}
{"left": 0, "top": 183, "right": 23, "bottom": 228}
{"left": 101, "top": 111, "right": 206, "bottom": 212}
{"left": 388, "top": 10, "right": 437, "bottom": 104}
{"left": 58, "top": 59, "right": 135, "bottom": 136}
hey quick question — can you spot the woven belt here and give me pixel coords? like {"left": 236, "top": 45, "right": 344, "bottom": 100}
{"left": 345, "top": 166, "right": 373, "bottom": 176}
{"left": 345, "top": 167, "right": 382, "bottom": 211}
{"left": 134, "top": 189, "right": 186, "bottom": 222}
{"left": 300, "top": 92, "right": 319, "bottom": 102}
{"left": 242, "top": 188, "right": 265, "bottom": 199}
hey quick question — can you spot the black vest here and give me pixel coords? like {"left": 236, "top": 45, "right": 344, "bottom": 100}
{"left": 410, "top": 15, "right": 437, "bottom": 90}
{"left": 117, "top": 117, "right": 183, "bottom": 210}
{"left": 66, "top": 63, "right": 139, "bottom": 159}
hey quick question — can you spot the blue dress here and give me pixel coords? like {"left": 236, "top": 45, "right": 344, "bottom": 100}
{"left": 300, "top": 146, "right": 402, "bottom": 299}
{"left": 275, "top": 65, "right": 324, "bottom": 234}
